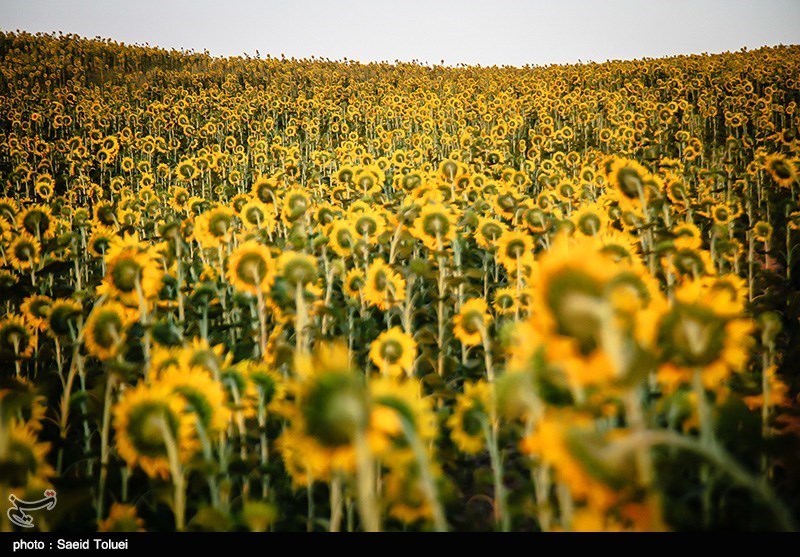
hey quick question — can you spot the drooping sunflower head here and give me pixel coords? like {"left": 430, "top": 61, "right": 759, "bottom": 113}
{"left": 157, "top": 366, "right": 231, "bottom": 434}
{"left": 496, "top": 230, "right": 534, "bottom": 273}
{"left": 177, "top": 337, "right": 228, "bottom": 379}
{"left": 0, "top": 378, "right": 47, "bottom": 431}
{"left": 277, "top": 251, "right": 318, "bottom": 288}
{"left": 17, "top": 205, "right": 56, "bottom": 239}
{"left": 369, "top": 327, "right": 417, "bottom": 378}
{"left": 607, "top": 158, "right": 652, "bottom": 207}
{"left": 363, "top": 259, "right": 406, "bottom": 311}
{"left": 0, "top": 422, "right": 54, "bottom": 487}
{"left": 572, "top": 202, "right": 608, "bottom": 237}
{"left": 329, "top": 220, "right": 358, "bottom": 257}
{"left": 473, "top": 216, "right": 507, "bottom": 250}
{"left": 753, "top": 220, "right": 773, "bottom": 243}
{"left": 175, "top": 158, "right": 198, "bottom": 182}
{"left": 667, "top": 246, "right": 716, "bottom": 280}
{"left": 194, "top": 206, "right": 237, "bottom": 249}
{"left": 368, "top": 376, "right": 436, "bottom": 460}
{"left": 0, "top": 314, "right": 36, "bottom": 359}
{"left": 113, "top": 382, "right": 197, "bottom": 479}
{"left": 411, "top": 204, "right": 457, "bottom": 251}
{"left": 20, "top": 295, "right": 52, "bottom": 332}
{"left": 226, "top": 240, "right": 275, "bottom": 295}
{"left": 295, "top": 343, "right": 369, "bottom": 450}
{"left": 84, "top": 301, "right": 135, "bottom": 361}
{"left": 657, "top": 279, "right": 754, "bottom": 387}
{"left": 493, "top": 287, "right": 520, "bottom": 316}
{"left": 88, "top": 225, "right": 117, "bottom": 258}
{"left": 8, "top": 233, "right": 42, "bottom": 271}
{"left": 281, "top": 188, "right": 311, "bottom": 224}
{"left": 671, "top": 222, "right": 703, "bottom": 250}
{"left": 97, "top": 503, "right": 146, "bottom": 532}
{"left": 45, "top": 298, "right": 82, "bottom": 340}
{"left": 343, "top": 268, "right": 365, "bottom": 302}
{"left": 531, "top": 236, "right": 618, "bottom": 356}
{"left": 453, "top": 299, "right": 491, "bottom": 347}
{"left": 764, "top": 153, "right": 798, "bottom": 188}
{"left": 447, "top": 381, "right": 493, "bottom": 454}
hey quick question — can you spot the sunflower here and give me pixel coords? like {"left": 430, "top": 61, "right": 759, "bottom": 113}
{"left": 20, "top": 295, "right": 52, "bottom": 332}
{"left": 763, "top": 153, "right": 798, "bottom": 188}
{"left": 363, "top": 259, "right": 406, "bottom": 310}
{"left": 753, "top": 221, "right": 773, "bottom": 243}
{"left": 453, "top": 299, "right": 491, "bottom": 346}
{"left": 493, "top": 287, "right": 520, "bottom": 316}
{"left": 383, "top": 462, "right": 436, "bottom": 525}
{"left": 0, "top": 315, "right": 36, "bottom": 359}
{"left": 572, "top": 202, "right": 608, "bottom": 237}
{"left": 473, "top": 216, "right": 508, "bottom": 250}
{"left": 0, "top": 378, "right": 47, "bottom": 431}
{"left": 667, "top": 245, "right": 716, "bottom": 280}
{"left": 99, "top": 233, "right": 162, "bottom": 306}
{"left": 86, "top": 225, "right": 117, "bottom": 258}
{"left": 97, "top": 503, "right": 146, "bottom": 532}
{"left": 519, "top": 412, "right": 618, "bottom": 511}
{"left": 710, "top": 202, "right": 742, "bottom": 226}
{"left": 240, "top": 198, "right": 274, "bottom": 231}
{"left": 657, "top": 279, "right": 754, "bottom": 389}
{"left": 17, "top": 204, "right": 57, "bottom": 238}
{"left": 242, "top": 360, "right": 286, "bottom": 412}
{"left": 170, "top": 186, "right": 190, "bottom": 212}
{"left": 193, "top": 206, "right": 237, "bottom": 249}
{"left": 8, "top": 233, "right": 41, "bottom": 271}
{"left": 113, "top": 381, "right": 197, "bottom": 479}
{"left": 157, "top": 366, "right": 231, "bottom": 434}
{"left": 281, "top": 187, "right": 311, "bottom": 224}
{"left": 672, "top": 222, "right": 703, "bottom": 250}
{"left": 411, "top": 204, "right": 457, "bottom": 251}
{"left": 45, "top": 298, "right": 82, "bottom": 340}
{"left": 496, "top": 230, "right": 534, "bottom": 274}
{"left": 277, "top": 251, "right": 318, "bottom": 288}
{"left": 492, "top": 185, "right": 519, "bottom": 220}
{"left": 84, "top": 301, "right": 136, "bottom": 361}
{"left": 0, "top": 197, "right": 20, "bottom": 224}
{"left": 226, "top": 240, "right": 275, "bottom": 295}
{"left": 607, "top": 158, "right": 652, "bottom": 210}
{"left": 352, "top": 208, "right": 387, "bottom": 243}
{"left": 175, "top": 159, "right": 198, "bottom": 182}
{"left": 369, "top": 327, "right": 417, "bottom": 377}
{"left": 176, "top": 337, "right": 229, "bottom": 379}
{"left": 329, "top": 220, "right": 358, "bottom": 257}
{"left": 279, "top": 343, "right": 368, "bottom": 481}
{"left": 0, "top": 422, "right": 54, "bottom": 487}
{"left": 447, "top": 381, "right": 493, "bottom": 454}
{"left": 367, "top": 376, "right": 436, "bottom": 458}
{"left": 343, "top": 268, "right": 365, "bottom": 302}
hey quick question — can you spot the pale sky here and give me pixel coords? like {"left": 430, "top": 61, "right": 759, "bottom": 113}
{"left": 1, "top": 0, "right": 799, "bottom": 67}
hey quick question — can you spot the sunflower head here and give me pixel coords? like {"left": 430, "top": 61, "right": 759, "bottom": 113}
{"left": 84, "top": 301, "right": 135, "bottom": 361}
{"left": 0, "top": 422, "right": 54, "bottom": 487}
{"left": 447, "top": 381, "right": 493, "bottom": 454}
{"left": 98, "top": 503, "right": 146, "bottom": 532}
{"left": 295, "top": 343, "right": 369, "bottom": 449}
{"left": 277, "top": 251, "right": 318, "bottom": 288}
{"left": 227, "top": 240, "right": 275, "bottom": 295}
{"left": 0, "top": 315, "right": 36, "bottom": 359}
{"left": 453, "top": 299, "right": 491, "bottom": 346}
{"left": 113, "top": 382, "right": 197, "bottom": 479}
{"left": 9, "top": 234, "right": 42, "bottom": 271}
{"left": 369, "top": 327, "right": 417, "bottom": 378}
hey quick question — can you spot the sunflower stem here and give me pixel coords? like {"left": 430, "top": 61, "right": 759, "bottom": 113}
{"left": 157, "top": 416, "right": 186, "bottom": 532}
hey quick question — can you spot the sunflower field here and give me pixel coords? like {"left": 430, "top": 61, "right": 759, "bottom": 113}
{"left": 1, "top": 31, "right": 800, "bottom": 532}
